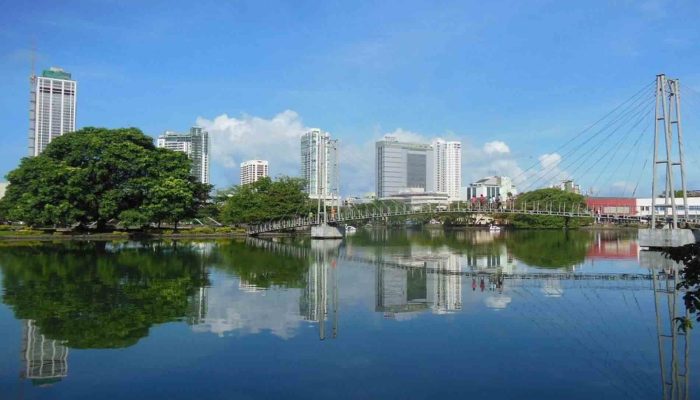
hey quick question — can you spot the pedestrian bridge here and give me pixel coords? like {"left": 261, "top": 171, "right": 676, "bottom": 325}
{"left": 246, "top": 203, "right": 700, "bottom": 235}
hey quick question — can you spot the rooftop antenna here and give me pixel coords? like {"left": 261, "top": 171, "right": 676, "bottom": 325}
{"left": 30, "top": 38, "right": 36, "bottom": 77}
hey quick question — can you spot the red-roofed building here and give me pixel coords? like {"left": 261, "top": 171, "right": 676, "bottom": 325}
{"left": 586, "top": 197, "right": 637, "bottom": 216}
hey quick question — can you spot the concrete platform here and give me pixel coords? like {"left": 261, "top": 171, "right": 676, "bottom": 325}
{"left": 311, "top": 224, "right": 343, "bottom": 239}
{"left": 638, "top": 228, "right": 698, "bottom": 248}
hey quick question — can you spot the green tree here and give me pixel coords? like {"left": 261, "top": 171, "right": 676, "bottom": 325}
{"left": 512, "top": 188, "right": 592, "bottom": 229}
{"left": 220, "top": 177, "right": 311, "bottom": 224}
{"left": 2, "top": 127, "right": 209, "bottom": 229}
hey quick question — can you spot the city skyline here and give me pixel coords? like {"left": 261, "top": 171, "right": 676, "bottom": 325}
{"left": 1, "top": 1, "right": 700, "bottom": 196}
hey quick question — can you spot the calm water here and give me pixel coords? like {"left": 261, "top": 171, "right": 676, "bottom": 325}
{"left": 0, "top": 229, "right": 697, "bottom": 399}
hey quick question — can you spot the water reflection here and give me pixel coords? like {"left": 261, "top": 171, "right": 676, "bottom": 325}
{"left": 650, "top": 250, "right": 693, "bottom": 400}
{"left": 0, "top": 230, "right": 695, "bottom": 399}
{"left": 0, "top": 242, "right": 209, "bottom": 349}
{"left": 188, "top": 239, "right": 340, "bottom": 340}
{"left": 21, "top": 320, "right": 69, "bottom": 386}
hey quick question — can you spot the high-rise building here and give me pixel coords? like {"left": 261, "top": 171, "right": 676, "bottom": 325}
{"left": 156, "top": 127, "right": 210, "bottom": 184}
{"left": 29, "top": 67, "right": 77, "bottom": 156}
{"left": 300, "top": 129, "right": 338, "bottom": 200}
{"left": 240, "top": 160, "right": 269, "bottom": 185}
{"left": 375, "top": 137, "right": 433, "bottom": 199}
{"left": 432, "top": 139, "right": 462, "bottom": 201}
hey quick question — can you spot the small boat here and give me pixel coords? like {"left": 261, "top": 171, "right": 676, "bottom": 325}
{"left": 489, "top": 224, "right": 501, "bottom": 232}
{"left": 345, "top": 225, "right": 357, "bottom": 234}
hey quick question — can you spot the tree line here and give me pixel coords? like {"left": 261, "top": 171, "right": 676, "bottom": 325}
{"left": 0, "top": 127, "right": 314, "bottom": 230}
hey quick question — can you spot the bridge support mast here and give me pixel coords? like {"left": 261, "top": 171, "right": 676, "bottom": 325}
{"left": 642, "top": 74, "right": 696, "bottom": 247}
{"left": 651, "top": 74, "right": 688, "bottom": 229}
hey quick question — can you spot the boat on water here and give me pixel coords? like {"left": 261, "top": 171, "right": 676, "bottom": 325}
{"left": 489, "top": 224, "right": 501, "bottom": 232}
{"left": 345, "top": 225, "right": 357, "bottom": 234}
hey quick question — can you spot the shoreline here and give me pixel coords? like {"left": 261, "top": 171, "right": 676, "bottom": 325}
{"left": 0, "top": 232, "right": 250, "bottom": 242}
{"left": 0, "top": 224, "right": 644, "bottom": 241}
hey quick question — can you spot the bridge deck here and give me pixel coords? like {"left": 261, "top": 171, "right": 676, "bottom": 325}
{"left": 247, "top": 205, "right": 700, "bottom": 235}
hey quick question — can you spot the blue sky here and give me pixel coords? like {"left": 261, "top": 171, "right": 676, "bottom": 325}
{"left": 1, "top": 0, "right": 699, "bottom": 195}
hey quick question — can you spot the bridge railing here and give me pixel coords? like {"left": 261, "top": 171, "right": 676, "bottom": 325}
{"left": 246, "top": 202, "right": 700, "bottom": 235}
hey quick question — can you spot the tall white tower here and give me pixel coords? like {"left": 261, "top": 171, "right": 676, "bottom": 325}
{"left": 29, "top": 67, "right": 77, "bottom": 156}
{"left": 432, "top": 139, "right": 461, "bottom": 201}
{"left": 156, "top": 127, "right": 210, "bottom": 184}
{"left": 300, "top": 129, "right": 338, "bottom": 200}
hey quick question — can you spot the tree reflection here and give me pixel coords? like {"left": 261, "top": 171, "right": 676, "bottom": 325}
{"left": 0, "top": 242, "right": 209, "bottom": 349}
{"left": 211, "top": 239, "right": 310, "bottom": 288}
{"left": 665, "top": 243, "right": 700, "bottom": 327}
{"left": 505, "top": 230, "right": 592, "bottom": 269}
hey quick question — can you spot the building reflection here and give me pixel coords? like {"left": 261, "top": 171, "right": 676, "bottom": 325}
{"left": 300, "top": 240, "right": 340, "bottom": 340}
{"left": 376, "top": 267, "right": 430, "bottom": 317}
{"left": 375, "top": 251, "right": 464, "bottom": 317}
{"left": 21, "top": 320, "right": 69, "bottom": 386}
{"left": 588, "top": 231, "right": 639, "bottom": 260}
{"left": 189, "top": 238, "right": 340, "bottom": 341}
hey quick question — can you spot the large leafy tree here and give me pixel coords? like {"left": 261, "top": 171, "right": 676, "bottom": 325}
{"left": 220, "top": 176, "right": 311, "bottom": 224}
{"left": 1, "top": 127, "right": 209, "bottom": 229}
{"left": 511, "top": 188, "right": 592, "bottom": 228}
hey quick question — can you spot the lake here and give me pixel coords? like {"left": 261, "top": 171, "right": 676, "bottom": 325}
{"left": 0, "top": 229, "right": 697, "bottom": 399}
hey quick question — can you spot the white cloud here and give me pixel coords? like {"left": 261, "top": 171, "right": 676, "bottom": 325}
{"left": 522, "top": 152, "right": 569, "bottom": 189}
{"left": 195, "top": 110, "right": 570, "bottom": 195}
{"left": 483, "top": 141, "right": 510, "bottom": 155}
{"left": 196, "top": 110, "right": 387, "bottom": 194}
{"left": 191, "top": 273, "right": 303, "bottom": 339}
{"left": 462, "top": 139, "right": 523, "bottom": 186}
{"left": 383, "top": 128, "right": 430, "bottom": 144}
{"left": 538, "top": 153, "right": 561, "bottom": 169}
{"left": 196, "top": 110, "right": 309, "bottom": 185}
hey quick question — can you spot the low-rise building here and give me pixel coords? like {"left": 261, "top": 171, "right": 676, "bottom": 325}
{"left": 382, "top": 188, "right": 449, "bottom": 211}
{"left": 463, "top": 176, "right": 517, "bottom": 201}
{"left": 636, "top": 197, "right": 700, "bottom": 218}
{"left": 584, "top": 196, "right": 700, "bottom": 218}
{"left": 556, "top": 179, "right": 581, "bottom": 194}
{"left": 343, "top": 193, "right": 377, "bottom": 206}
{"left": 586, "top": 197, "right": 637, "bottom": 216}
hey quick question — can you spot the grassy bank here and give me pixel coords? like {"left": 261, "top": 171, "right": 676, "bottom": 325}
{"left": 0, "top": 225, "right": 250, "bottom": 241}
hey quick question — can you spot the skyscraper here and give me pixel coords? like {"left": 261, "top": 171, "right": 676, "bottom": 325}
{"left": 432, "top": 139, "right": 462, "bottom": 201}
{"left": 156, "top": 127, "right": 210, "bottom": 184}
{"left": 300, "top": 129, "right": 338, "bottom": 200}
{"left": 29, "top": 67, "right": 77, "bottom": 156}
{"left": 375, "top": 137, "right": 433, "bottom": 198}
{"left": 240, "top": 159, "right": 269, "bottom": 185}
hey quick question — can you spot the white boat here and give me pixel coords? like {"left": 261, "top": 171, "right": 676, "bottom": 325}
{"left": 489, "top": 224, "right": 501, "bottom": 232}
{"left": 345, "top": 225, "right": 357, "bottom": 234}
